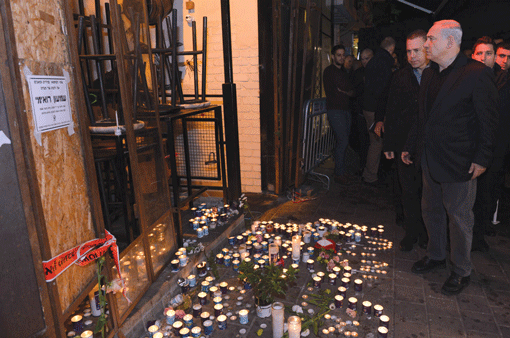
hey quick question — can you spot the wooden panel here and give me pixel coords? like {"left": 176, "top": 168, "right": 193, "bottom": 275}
{"left": 11, "top": 0, "right": 98, "bottom": 313}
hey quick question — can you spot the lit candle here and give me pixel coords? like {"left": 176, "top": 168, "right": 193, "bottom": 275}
{"left": 200, "top": 311, "right": 210, "bottom": 323}
{"left": 71, "top": 315, "right": 83, "bottom": 333}
{"left": 274, "top": 236, "right": 282, "bottom": 247}
{"left": 374, "top": 304, "right": 384, "bottom": 317}
{"left": 148, "top": 324, "right": 159, "bottom": 335}
{"left": 239, "top": 309, "right": 249, "bottom": 324}
{"left": 288, "top": 316, "right": 301, "bottom": 338}
{"left": 217, "top": 314, "right": 227, "bottom": 330}
{"left": 191, "top": 326, "right": 201, "bottom": 337}
{"left": 272, "top": 302, "right": 285, "bottom": 338}
{"left": 198, "top": 291, "right": 207, "bottom": 305}
{"left": 348, "top": 297, "right": 357, "bottom": 310}
{"left": 165, "top": 309, "right": 176, "bottom": 324}
{"left": 80, "top": 331, "right": 93, "bottom": 338}
{"left": 313, "top": 276, "right": 322, "bottom": 288}
{"left": 179, "top": 327, "right": 190, "bottom": 337}
{"left": 220, "top": 281, "right": 228, "bottom": 294}
{"left": 334, "top": 295, "right": 343, "bottom": 308}
{"left": 354, "top": 279, "right": 363, "bottom": 292}
{"left": 377, "top": 326, "right": 388, "bottom": 338}
{"left": 269, "top": 243, "right": 279, "bottom": 264}
{"left": 380, "top": 314, "right": 390, "bottom": 328}
{"left": 362, "top": 301, "right": 372, "bottom": 316}
{"left": 292, "top": 235, "right": 301, "bottom": 261}
{"left": 214, "top": 304, "right": 223, "bottom": 317}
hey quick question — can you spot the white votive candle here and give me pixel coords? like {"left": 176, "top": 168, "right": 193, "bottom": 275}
{"left": 288, "top": 316, "right": 301, "bottom": 338}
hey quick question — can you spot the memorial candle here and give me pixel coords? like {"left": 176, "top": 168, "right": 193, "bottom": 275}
{"left": 292, "top": 235, "right": 301, "bottom": 260}
{"left": 272, "top": 302, "right": 285, "bottom": 338}
{"left": 288, "top": 316, "right": 301, "bottom": 338}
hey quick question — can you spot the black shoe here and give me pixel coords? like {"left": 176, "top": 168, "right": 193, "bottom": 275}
{"left": 399, "top": 235, "right": 417, "bottom": 252}
{"left": 441, "top": 272, "right": 470, "bottom": 295}
{"left": 411, "top": 256, "right": 446, "bottom": 274}
{"left": 471, "top": 238, "right": 490, "bottom": 252}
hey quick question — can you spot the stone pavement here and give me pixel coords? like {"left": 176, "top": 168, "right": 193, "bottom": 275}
{"left": 244, "top": 159, "right": 510, "bottom": 338}
{"left": 131, "top": 158, "right": 510, "bottom": 338}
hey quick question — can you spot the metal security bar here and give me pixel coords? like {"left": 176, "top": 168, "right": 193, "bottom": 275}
{"left": 301, "top": 98, "right": 335, "bottom": 189}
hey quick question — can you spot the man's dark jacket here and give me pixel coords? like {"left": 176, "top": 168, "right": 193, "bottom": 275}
{"left": 363, "top": 47, "right": 394, "bottom": 112}
{"left": 404, "top": 53, "right": 499, "bottom": 182}
{"left": 382, "top": 65, "right": 420, "bottom": 153}
{"left": 493, "top": 65, "right": 510, "bottom": 160}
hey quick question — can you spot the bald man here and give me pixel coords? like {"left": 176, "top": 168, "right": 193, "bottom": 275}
{"left": 402, "top": 20, "right": 498, "bottom": 295}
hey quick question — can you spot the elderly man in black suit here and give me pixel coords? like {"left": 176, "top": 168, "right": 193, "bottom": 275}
{"left": 402, "top": 20, "right": 498, "bottom": 295}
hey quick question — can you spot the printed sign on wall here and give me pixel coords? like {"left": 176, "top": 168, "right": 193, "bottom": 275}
{"left": 26, "top": 75, "right": 72, "bottom": 133}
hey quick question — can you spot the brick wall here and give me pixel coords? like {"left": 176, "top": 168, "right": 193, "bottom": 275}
{"left": 179, "top": 0, "right": 262, "bottom": 193}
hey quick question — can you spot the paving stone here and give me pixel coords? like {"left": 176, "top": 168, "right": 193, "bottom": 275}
{"left": 466, "top": 331, "right": 501, "bottom": 338}
{"left": 486, "top": 289, "right": 510, "bottom": 308}
{"left": 395, "top": 284, "right": 425, "bottom": 304}
{"left": 474, "top": 264, "right": 506, "bottom": 278}
{"left": 499, "top": 325, "right": 510, "bottom": 337}
{"left": 491, "top": 306, "right": 510, "bottom": 327}
{"left": 426, "top": 295, "right": 459, "bottom": 318}
{"left": 456, "top": 293, "right": 491, "bottom": 314}
{"left": 393, "top": 321, "right": 429, "bottom": 338}
{"left": 394, "top": 258, "right": 415, "bottom": 272}
{"left": 394, "top": 300, "right": 427, "bottom": 323}
{"left": 461, "top": 309, "right": 499, "bottom": 333}
{"left": 428, "top": 313, "right": 466, "bottom": 336}
{"left": 395, "top": 270, "right": 426, "bottom": 287}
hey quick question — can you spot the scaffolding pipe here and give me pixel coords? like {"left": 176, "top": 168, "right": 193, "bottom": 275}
{"left": 221, "top": 0, "right": 242, "bottom": 203}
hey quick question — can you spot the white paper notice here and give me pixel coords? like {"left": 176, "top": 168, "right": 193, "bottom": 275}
{"left": 26, "top": 75, "right": 72, "bottom": 133}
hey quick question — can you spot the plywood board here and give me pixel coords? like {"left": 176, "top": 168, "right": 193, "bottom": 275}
{"left": 11, "top": 0, "right": 98, "bottom": 313}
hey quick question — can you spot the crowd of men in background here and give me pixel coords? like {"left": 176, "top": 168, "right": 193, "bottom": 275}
{"left": 323, "top": 20, "right": 510, "bottom": 296}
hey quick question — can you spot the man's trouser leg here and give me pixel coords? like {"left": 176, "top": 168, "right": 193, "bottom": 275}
{"left": 362, "top": 110, "right": 382, "bottom": 183}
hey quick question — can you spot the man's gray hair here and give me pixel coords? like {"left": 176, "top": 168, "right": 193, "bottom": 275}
{"left": 380, "top": 37, "right": 396, "bottom": 49}
{"left": 435, "top": 20, "right": 463, "bottom": 46}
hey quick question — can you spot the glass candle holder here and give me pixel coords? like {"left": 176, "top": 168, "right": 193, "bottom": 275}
{"left": 217, "top": 314, "right": 227, "bottom": 330}
{"left": 380, "top": 314, "right": 390, "bottom": 328}
{"left": 71, "top": 315, "right": 83, "bottom": 333}
{"left": 200, "top": 311, "right": 210, "bottom": 324}
{"left": 374, "top": 304, "right": 384, "bottom": 317}
{"left": 272, "top": 302, "right": 285, "bottom": 338}
{"left": 288, "top": 316, "right": 301, "bottom": 338}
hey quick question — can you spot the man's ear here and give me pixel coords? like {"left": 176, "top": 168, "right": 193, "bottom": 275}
{"left": 447, "top": 36, "right": 454, "bottom": 49}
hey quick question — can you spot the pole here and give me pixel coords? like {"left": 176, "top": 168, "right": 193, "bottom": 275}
{"left": 220, "top": 0, "right": 242, "bottom": 203}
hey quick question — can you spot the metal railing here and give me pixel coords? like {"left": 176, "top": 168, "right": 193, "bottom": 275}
{"left": 301, "top": 98, "right": 335, "bottom": 189}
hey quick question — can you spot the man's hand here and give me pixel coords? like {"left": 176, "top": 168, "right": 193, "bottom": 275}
{"left": 469, "top": 163, "right": 486, "bottom": 180}
{"left": 401, "top": 151, "right": 413, "bottom": 165}
{"left": 374, "top": 121, "right": 384, "bottom": 137}
{"left": 384, "top": 151, "right": 394, "bottom": 160}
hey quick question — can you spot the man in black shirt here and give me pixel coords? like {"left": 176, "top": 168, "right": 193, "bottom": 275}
{"left": 402, "top": 20, "right": 498, "bottom": 295}
{"left": 323, "top": 45, "right": 354, "bottom": 185}
{"left": 362, "top": 37, "right": 395, "bottom": 184}
{"left": 471, "top": 37, "right": 510, "bottom": 252}
{"left": 382, "top": 30, "right": 429, "bottom": 252}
